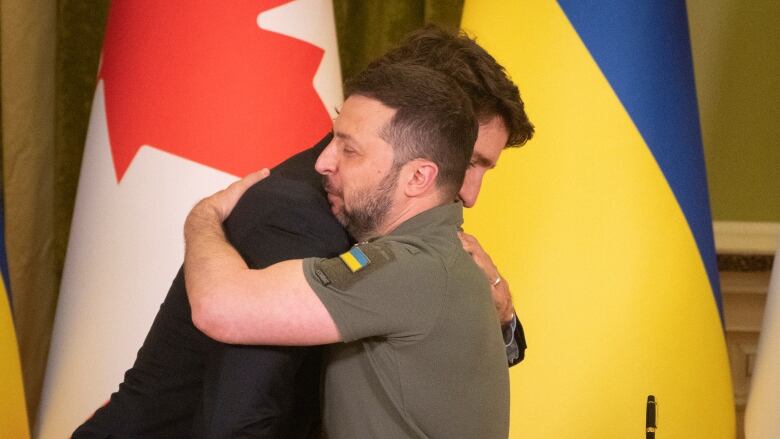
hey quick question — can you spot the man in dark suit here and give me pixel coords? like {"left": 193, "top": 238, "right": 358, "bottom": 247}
{"left": 73, "top": 137, "right": 348, "bottom": 438}
{"left": 73, "top": 25, "right": 533, "bottom": 438}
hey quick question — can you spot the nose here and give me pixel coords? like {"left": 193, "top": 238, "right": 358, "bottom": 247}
{"left": 458, "top": 171, "right": 482, "bottom": 208}
{"left": 315, "top": 139, "right": 338, "bottom": 176}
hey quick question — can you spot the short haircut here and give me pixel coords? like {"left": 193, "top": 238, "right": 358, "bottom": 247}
{"left": 369, "top": 24, "right": 534, "bottom": 147}
{"left": 344, "top": 63, "right": 477, "bottom": 199}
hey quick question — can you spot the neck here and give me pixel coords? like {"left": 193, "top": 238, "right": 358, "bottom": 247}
{"left": 372, "top": 193, "right": 445, "bottom": 238}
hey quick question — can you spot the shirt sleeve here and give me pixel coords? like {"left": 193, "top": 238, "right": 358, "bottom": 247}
{"left": 302, "top": 241, "right": 446, "bottom": 343}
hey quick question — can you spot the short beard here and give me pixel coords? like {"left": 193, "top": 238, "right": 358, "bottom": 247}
{"left": 343, "top": 164, "right": 400, "bottom": 241}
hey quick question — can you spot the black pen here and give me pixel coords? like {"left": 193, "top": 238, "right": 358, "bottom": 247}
{"left": 646, "top": 395, "right": 657, "bottom": 439}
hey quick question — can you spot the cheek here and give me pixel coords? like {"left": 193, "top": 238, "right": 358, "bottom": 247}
{"left": 340, "top": 181, "right": 359, "bottom": 206}
{"left": 332, "top": 198, "right": 345, "bottom": 216}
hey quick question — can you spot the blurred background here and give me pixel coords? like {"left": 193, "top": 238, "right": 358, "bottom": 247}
{"left": 1, "top": 0, "right": 777, "bottom": 436}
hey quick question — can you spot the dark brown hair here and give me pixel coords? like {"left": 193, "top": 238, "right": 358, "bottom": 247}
{"left": 368, "top": 24, "right": 534, "bottom": 147}
{"left": 344, "top": 63, "right": 477, "bottom": 198}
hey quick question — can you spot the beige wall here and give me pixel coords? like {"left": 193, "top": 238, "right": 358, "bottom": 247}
{"left": 688, "top": 0, "right": 780, "bottom": 222}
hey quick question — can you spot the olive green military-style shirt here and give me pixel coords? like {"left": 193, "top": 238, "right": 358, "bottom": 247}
{"left": 302, "top": 202, "right": 509, "bottom": 439}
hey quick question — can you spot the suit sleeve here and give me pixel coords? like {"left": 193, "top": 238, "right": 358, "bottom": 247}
{"left": 504, "top": 315, "right": 527, "bottom": 367}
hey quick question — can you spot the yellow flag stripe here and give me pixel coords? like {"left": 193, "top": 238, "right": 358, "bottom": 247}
{"left": 339, "top": 250, "right": 365, "bottom": 272}
{"left": 0, "top": 280, "right": 31, "bottom": 439}
{"left": 462, "top": 1, "right": 733, "bottom": 437}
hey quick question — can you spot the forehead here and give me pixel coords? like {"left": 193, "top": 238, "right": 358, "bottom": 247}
{"left": 334, "top": 95, "right": 396, "bottom": 142}
{"left": 472, "top": 116, "right": 509, "bottom": 165}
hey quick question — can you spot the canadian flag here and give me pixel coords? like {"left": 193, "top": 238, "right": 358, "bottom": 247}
{"left": 36, "top": 1, "right": 342, "bottom": 436}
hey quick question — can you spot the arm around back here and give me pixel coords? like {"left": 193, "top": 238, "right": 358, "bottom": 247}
{"left": 184, "top": 170, "right": 342, "bottom": 346}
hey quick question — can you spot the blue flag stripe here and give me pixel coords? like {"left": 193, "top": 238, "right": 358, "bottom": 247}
{"left": 0, "top": 188, "right": 11, "bottom": 304}
{"left": 556, "top": 0, "right": 722, "bottom": 316}
{"left": 350, "top": 247, "right": 369, "bottom": 266}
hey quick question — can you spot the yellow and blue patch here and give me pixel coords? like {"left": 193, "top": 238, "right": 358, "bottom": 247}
{"left": 339, "top": 246, "right": 371, "bottom": 273}
{"left": 314, "top": 242, "right": 393, "bottom": 291}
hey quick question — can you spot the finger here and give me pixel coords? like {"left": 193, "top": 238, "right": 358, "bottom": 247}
{"left": 241, "top": 168, "right": 270, "bottom": 187}
{"left": 226, "top": 168, "right": 270, "bottom": 196}
{"left": 458, "top": 231, "right": 475, "bottom": 242}
{"left": 213, "top": 168, "right": 271, "bottom": 219}
{"left": 460, "top": 233, "right": 483, "bottom": 251}
{"left": 457, "top": 232, "right": 476, "bottom": 249}
{"left": 458, "top": 237, "right": 475, "bottom": 254}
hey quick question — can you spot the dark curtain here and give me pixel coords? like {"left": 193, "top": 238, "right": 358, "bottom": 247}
{"left": 334, "top": 0, "right": 464, "bottom": 80}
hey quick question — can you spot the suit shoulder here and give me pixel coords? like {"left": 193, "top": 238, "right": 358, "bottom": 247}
{"left": 225, "top": 175, "right": 344, "bottom": 243}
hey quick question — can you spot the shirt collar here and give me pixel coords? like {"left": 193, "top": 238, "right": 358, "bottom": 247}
{"left": 389, "top": 202, "right": 464, "bottom": 237}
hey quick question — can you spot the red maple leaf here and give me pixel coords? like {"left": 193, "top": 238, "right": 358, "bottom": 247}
{"left": 99, "top": 0, "right": 332, "bottom": 181}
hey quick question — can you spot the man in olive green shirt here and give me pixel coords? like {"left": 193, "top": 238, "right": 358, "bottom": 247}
{"left": 184, "top": 63, "right": 509, "bottom": 437}
{"left": 303, "top": 203, "right": 508, "bottom": 437}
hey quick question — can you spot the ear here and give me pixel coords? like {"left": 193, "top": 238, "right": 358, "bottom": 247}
{"left": 401, "top": 159, "right": 439, "bottom": 197}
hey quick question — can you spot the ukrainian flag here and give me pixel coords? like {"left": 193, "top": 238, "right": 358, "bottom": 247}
{"left": 340, "top": 246, "right": 370, "bottom": 273}
{"left": 0, "top": 190, "right": 30, "bottom": 437}
{"left": 462, "top": 1, "right": 734, "bottom": 437}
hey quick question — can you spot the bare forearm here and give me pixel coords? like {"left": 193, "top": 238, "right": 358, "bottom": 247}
{"left": 185, "top": 199, "right": 243, "bottom": 291}
{"left": 181, "top": 171, "right": 340, "bottom": 345}
{"left": 183, "top": 199, "right": 253, "bottom": 336}
{"left": 183, "top": 170, "right": 271, "bottom": 341}
{"left": 184, "top": 170, "right": 270, "bottom": 297}
{"left": 183, "top": 201, "right": 295, "bottom": 344}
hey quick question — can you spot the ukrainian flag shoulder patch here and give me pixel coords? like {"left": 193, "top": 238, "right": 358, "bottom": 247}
{"left": 339, "top": 246, "right": 371, "bottom": 273}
